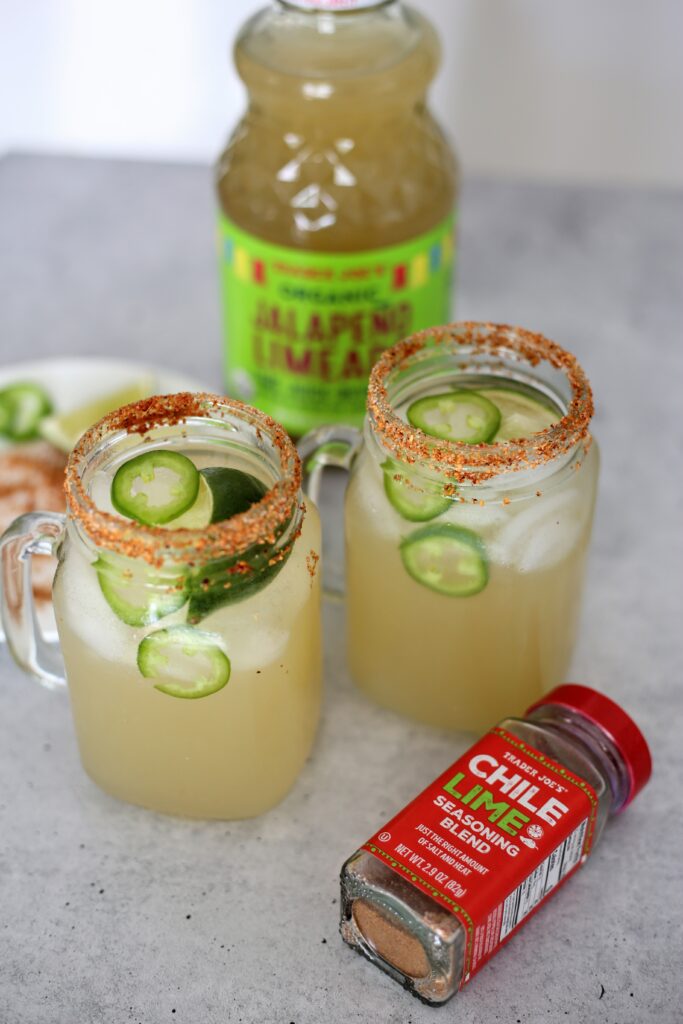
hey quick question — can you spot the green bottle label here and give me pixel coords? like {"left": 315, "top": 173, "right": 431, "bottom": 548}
{"left": 217, "top": 212, "right": 455, "bottom": 435}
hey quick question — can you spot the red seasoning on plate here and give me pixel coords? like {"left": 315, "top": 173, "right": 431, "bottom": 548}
{"left": 340, "top": 685, "right": 651, "bottom": 1005}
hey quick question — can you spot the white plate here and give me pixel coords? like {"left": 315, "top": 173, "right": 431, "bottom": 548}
{"left": 0, "top": 357, "right": 213, "bottom": 643}
{"left": 0, "top": 357, "right": 210, "bottom": 421}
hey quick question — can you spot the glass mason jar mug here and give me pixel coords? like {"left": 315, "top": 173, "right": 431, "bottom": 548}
{"left": 301, "top": 323, "right": 598, "bottom": 733}
{"left": 0, "top": 393, "right": 322, "bottom": 819}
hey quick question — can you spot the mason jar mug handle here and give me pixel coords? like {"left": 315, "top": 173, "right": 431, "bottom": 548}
{"left": 0, "top": 511, "right": 66, "bottom": 689}
{"left": 297, "top": 425, "right": 362, "bottom": 596}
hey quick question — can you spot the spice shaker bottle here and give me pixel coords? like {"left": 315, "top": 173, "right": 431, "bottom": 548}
{"left": 340, "top": 684, "right": 651, "bottom": 1005}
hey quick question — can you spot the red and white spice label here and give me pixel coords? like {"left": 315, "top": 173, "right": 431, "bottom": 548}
{"left": 363, "top": 728, "right": 598, "bottom": 985}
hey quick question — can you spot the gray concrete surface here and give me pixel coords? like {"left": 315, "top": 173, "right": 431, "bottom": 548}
{"left": 0, "top": 153, "right": 681, "bottom": 1024}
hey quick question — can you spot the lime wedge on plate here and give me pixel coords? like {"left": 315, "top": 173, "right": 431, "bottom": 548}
{"left": 39, "top": 376, "right": 155, "bottom": 452}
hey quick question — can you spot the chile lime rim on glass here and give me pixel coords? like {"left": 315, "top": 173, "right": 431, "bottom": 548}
{"left": 64, "top": 392, "right": 302, "bottom": 570}
{"left": 366, "top": 322, "right": 593, "bottom": 485}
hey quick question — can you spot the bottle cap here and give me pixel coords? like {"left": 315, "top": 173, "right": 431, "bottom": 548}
{"left": 526, "top": 684, "right": 652, "bottom": 807}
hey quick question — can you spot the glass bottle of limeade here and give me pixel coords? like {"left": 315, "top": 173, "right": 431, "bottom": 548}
{"left": 300, "top": 323, "right": 599, "bottom": 732}
{"left": 216, "top": 0, "right": 458, "bottom": 437}
{"left": 0, "top": 394, "right": 322, "bottom": 819}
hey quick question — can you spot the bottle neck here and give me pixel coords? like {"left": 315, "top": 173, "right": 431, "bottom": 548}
{"left": 278, "top": 0, "right": 395, "bottom": 11}
{"left": 235, "top": 0, "right": 436, "bottom": 119}
{"left": 525, "top": 706, "right": 633, "bottom": 815}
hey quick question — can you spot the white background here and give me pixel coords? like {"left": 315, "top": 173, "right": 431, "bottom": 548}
{"left": 1, "top": 0, "right": 682, "bottom": 186}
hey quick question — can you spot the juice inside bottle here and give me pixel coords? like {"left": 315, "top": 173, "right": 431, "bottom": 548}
{"left": 216, "top": 0, "right": 459, "bottom": 435}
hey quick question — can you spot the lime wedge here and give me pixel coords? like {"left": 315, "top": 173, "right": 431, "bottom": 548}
{"left": 164, "top": 467, "right": 268, "bottom": 530}
{"left": 167, "top": 473, "right": 214, "bottom": 529}
{"left": 38, "top": 376, "right": 155, "bottom": 452}
{"left": 480, "top": 388, "right": 559, "bottom": 441}
{"left": 201, "top": 466, "right": 267, "bottom": 521}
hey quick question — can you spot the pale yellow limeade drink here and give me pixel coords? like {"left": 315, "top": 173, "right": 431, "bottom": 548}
{"left": 344, "top": 325, "right": 598, "bottom": 732}
{"left": 50, "top": 394, "right": 322, "bottom": 819}
{"left": 216, "top": 0, "right": 458, "bottom": 435}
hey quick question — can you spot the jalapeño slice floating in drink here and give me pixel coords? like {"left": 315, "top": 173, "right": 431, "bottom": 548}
{"left": 137, "top": 625, "right": 231, "bottom": 700}
{"left": 400, "top": 523, "right": 488, "bottom": 597}
{"left": 111, "top": 450, "right": 200, "bottom": 526}
{"left": 95, "top": 557, "right": 188, "bottom": 627}
{"left": 407, "top": 390, "right": 501, "bottom": 444}
{"left": 382, "top": 460, "right": 451, "bottom": 523}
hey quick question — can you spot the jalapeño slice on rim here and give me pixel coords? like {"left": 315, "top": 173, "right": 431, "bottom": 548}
{"left": 111, "top": 450, "right": 200, "bottom": 526}
{"left": 407, "top": 390, "right": 501, "bottom": 444}
{"left": 382, "top": 460, "right": 450, "bottom": 522}
{"left": 399, "top": 523, "right": 488, "bottom": 597}
{"left": 137, "top": 625, "right": 231, "bottom": 699}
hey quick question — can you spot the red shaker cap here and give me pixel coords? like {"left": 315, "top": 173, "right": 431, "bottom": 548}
{"left": 525, "top": 684, "right": 652, "bottom": 807}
